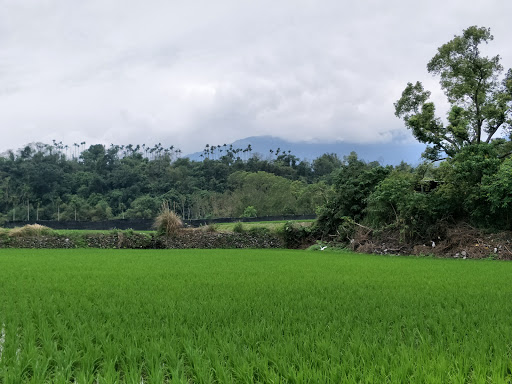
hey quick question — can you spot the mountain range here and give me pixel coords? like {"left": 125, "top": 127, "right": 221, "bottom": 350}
{"left": 186, "top": 136, "right": 426, "bottom": 166}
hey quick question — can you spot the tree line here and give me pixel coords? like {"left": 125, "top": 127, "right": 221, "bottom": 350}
{"left": 0, "top": 141, "right": 342, "bottom": 223}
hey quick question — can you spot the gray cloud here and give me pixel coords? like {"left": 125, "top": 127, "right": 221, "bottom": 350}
{"left": 0, "top": 0, "right": 511, "bottom": 153}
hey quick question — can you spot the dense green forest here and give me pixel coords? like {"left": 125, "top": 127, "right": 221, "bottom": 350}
{"left": 0, "top": 141, "right": 340, "bottom": 223}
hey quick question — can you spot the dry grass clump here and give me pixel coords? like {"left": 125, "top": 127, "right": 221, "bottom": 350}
{"left": 9, "top": 224, "right": 54, "bottom": 237}
{"left": 153, "top": 202, "right": 183, "bottom": 237}
{"left": 204, "top": 223, "right": 219, "bottom": 233}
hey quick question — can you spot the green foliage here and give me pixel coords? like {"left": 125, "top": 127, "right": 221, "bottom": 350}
{"left": 0, "top": 227, "right": 10, "bottom": 242}
{"left": 0, "top": 141, "right": 331, "bottom": 224}
{"left": 366, "top": 171, "right": 437, "bottom": 239}
{"left": 227, "top": 171, "right": 306, "bottom": 216}
{"left": 281, "top": 221, "right": 316, "bottom": 248}
{"left": 247, "top": 226, "right": 270, "bottom": 236}
{"left": 435, "top": 143, "right": 501, "bottom": 226}
{"left": 125, "top": 196, "right": 160, "bottom": 219}
{"left": 232, "top": 222, "right": 245, "bottom": 233}
{"left": 395, "top": 26, "right": 512, "bottom": 161}
{"left": 481, "top": 157, "right": 512, "bottom": 227}
{"left": 312, "top": 153, "right": 342, "bottom": 182}
{"left": 316, "top": 152, "right": 390, "bottom": 235}
{"left": 241, "top": 205, "right": 257, "bottom": 218}
{"left": 1, "top": 249, "right": 512, "bottom": 381}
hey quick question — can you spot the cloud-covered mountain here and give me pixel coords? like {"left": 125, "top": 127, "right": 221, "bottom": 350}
{"left": 186, "top": 136, "right": 426, "bottom": 165}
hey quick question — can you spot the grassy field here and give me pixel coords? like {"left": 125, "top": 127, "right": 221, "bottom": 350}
{"left": 0, "top": 249, "right": 511, "bottom": 383}
{"left": 3, "top": 219, "right": 313, "bottom": 235}
{"left": 210, "top": 220, "right": 313, "bottom": 232}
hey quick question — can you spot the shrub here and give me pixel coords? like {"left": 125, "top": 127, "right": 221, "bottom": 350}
{"left": 366, "top": 171, "right": 439, "bottom": 240}
{"left": 281, "top": 221, "right": 316, "bottom": 248}
{"left": 233, "top": 222, "right": 245, "bottom": 233}
{"left": 123, "top": 228, "right": 135, "bottom": 237}
{"left": 9, "top": 224, "right": 53, "bottom": 237}
{"left": 153, "top": 203, "right": 183, "bottom": 237}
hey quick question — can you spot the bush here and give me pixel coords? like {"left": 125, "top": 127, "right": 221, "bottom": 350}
{"left": 366, "top": 170, "right": 441, "bottom": 240}
{"left": 281, "top": 221, "right": 316, "bottom": 248}
{"left": 153, "top": 203, "right": 183, "bottom": 237}
{"left": 233, "top": 222, "right": 245, "bottom": 233}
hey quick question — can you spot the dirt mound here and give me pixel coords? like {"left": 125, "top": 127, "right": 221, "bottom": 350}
{"left": 350, "top": 223, "right": 512, "bottom": 260}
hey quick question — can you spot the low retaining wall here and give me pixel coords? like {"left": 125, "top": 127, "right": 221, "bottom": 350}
{"left": 3, "top": 215, "right": 316, "bottom": 231}
{"left": 0, "top": 230, "right": 285, "bottom": 249}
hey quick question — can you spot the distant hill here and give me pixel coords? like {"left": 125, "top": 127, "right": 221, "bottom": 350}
{"left": 186, "top": 136, "right": 426, "bottom": 165}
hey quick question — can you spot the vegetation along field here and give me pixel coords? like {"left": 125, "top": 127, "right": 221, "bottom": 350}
{"left": 1, "top": 249, "right": 512, "bottom": 382}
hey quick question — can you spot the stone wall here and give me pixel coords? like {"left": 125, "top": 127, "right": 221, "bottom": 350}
{"left": 0, "top": 230, "right": 284, "bottom": 249}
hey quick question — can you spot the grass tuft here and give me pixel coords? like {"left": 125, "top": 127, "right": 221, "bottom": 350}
{"left": 204, "top": 223, "right": 219, "bottom": 232}
{"left": 8, "top": 224, "right": 53, "bottom": 237}
{"left": 153, "top": 202, "right": 183, "bottom": 236}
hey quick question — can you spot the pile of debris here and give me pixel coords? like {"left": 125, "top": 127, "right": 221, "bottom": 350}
{"left": 349, "top": 223, "right": 512, "bottom": 260}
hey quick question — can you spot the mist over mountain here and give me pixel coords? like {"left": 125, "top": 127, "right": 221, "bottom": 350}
{"left": 186, "top": 136, "right": 426, "bottom": 165}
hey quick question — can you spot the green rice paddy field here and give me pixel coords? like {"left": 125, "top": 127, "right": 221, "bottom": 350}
{"left": 0, "top": 249, "right": 511, "bottom": 383}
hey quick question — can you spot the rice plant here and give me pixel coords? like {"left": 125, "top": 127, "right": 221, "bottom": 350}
{"left": 0, "top": 249, "right": 511, "bottom": 382}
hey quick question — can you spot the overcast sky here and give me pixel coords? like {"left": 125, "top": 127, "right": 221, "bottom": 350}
{"left": 0, "top": 0, "right": 511, "bottom": 154}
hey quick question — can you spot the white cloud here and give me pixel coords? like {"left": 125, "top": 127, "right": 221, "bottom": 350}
{"left": 0, "top": 0, "right": 511, "bottom": 153}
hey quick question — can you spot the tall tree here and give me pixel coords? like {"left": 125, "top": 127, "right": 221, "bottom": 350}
{"left": 394, "top": 26, "right": 512, "bottom": 161}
